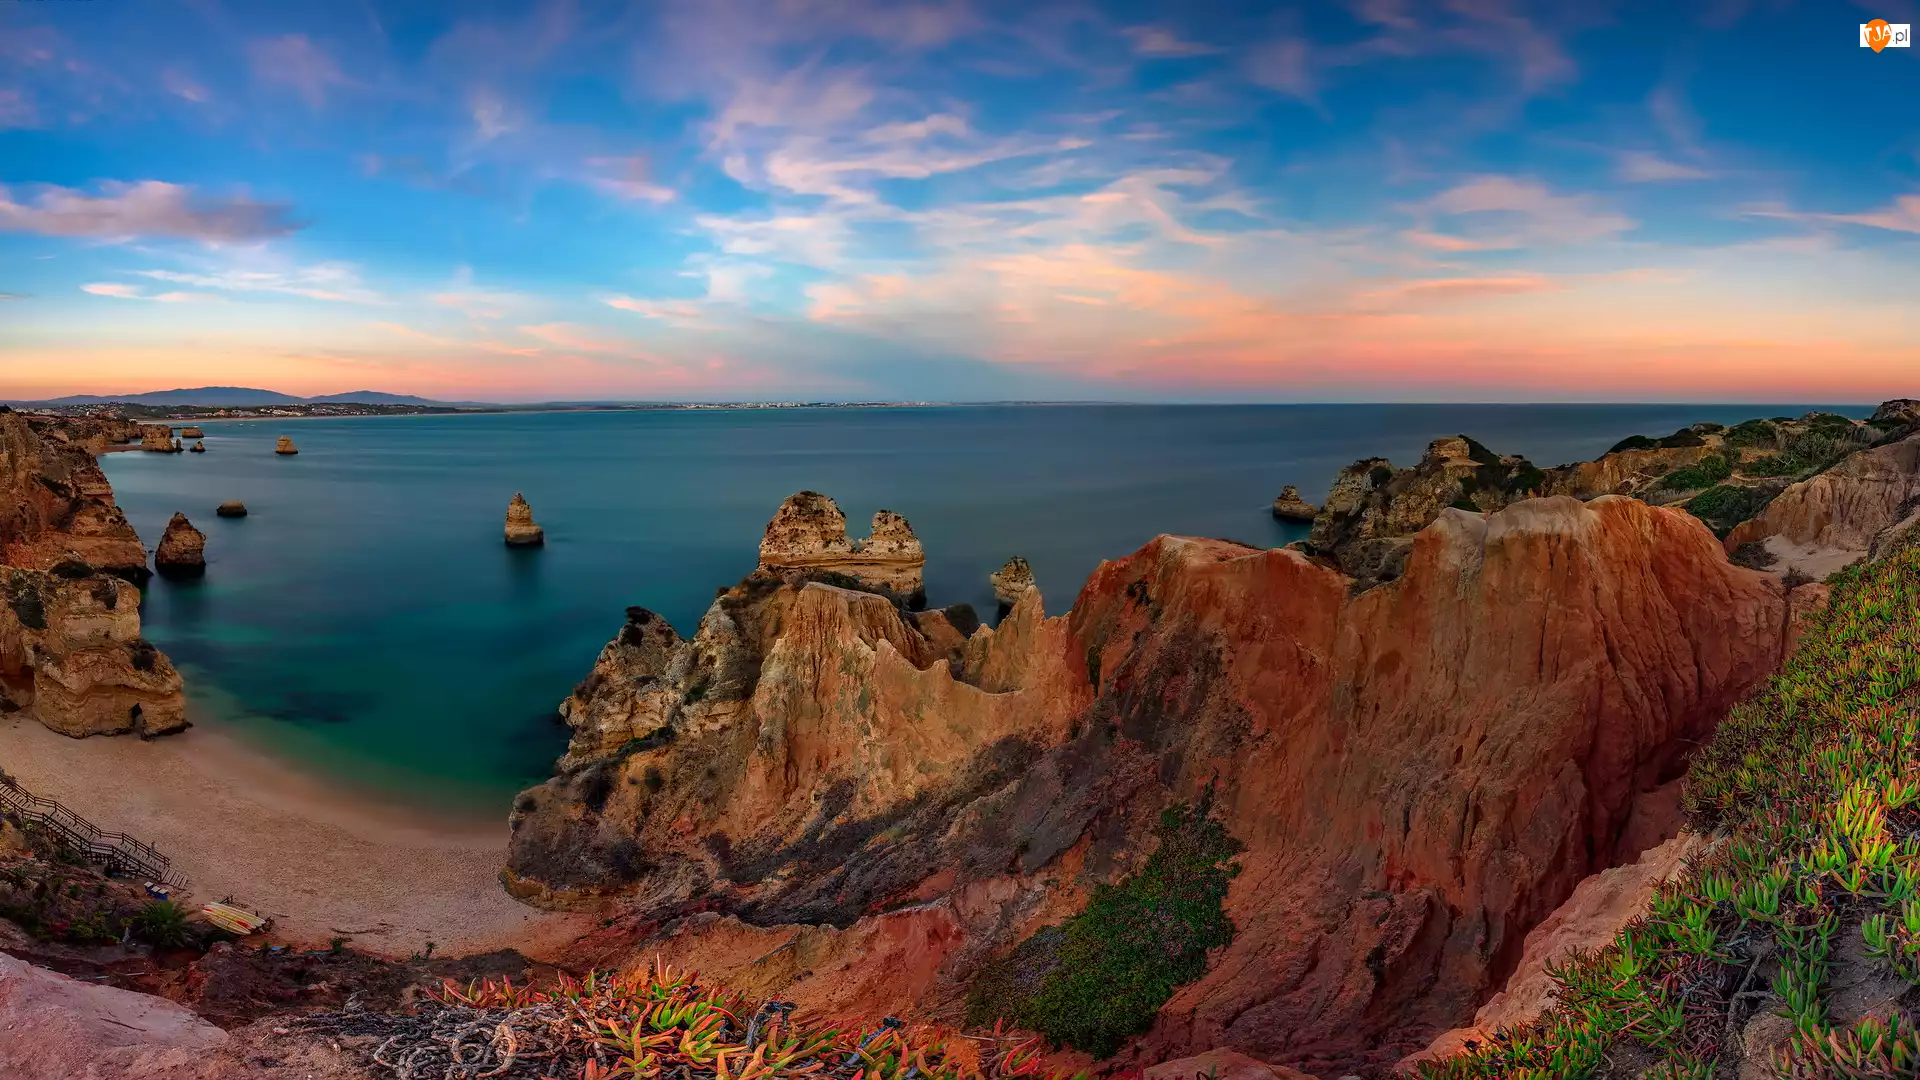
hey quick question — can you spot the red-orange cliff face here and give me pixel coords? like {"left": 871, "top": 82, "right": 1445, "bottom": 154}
{"left": 510, "top": 494, "right": 1791, "bottom": 1073}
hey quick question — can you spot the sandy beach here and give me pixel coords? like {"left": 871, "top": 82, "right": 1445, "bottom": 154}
{"left": 0, "top": 717, "right": 592, "bottom": 959}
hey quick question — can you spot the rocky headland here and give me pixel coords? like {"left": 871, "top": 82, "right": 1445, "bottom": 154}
{"left": 0, "top": 412, "right": 186, "bottom": 736}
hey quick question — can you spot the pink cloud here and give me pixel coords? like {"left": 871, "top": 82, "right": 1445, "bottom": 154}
{"left": 80, "top": 282, "right": 214, "bottom": 302}
{"left": 246, "top": 35, "right": 349, "bottom": 107}
{"left": 0, "top": 181, "right": 301, "bottom": 243}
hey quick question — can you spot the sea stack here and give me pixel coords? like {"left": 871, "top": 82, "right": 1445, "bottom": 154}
{"left": 154, "top": 512, "right": 206, "bottom": 578}
{"left": 216, "top": 500, "right": 248, "bottom": 518}
{"left": 139, "top": 426, "right": 174, "bottom": 452}
{"left": 274, "top": 435, "right": 298, "bottom": 455}
{"left": 189, "top": 440, "right": 206, "bottom": 453}
{"left": 757, "top": 491, "right": 925, "bottom": 601}
{"left": 180, "top": 427, "right": 204, "bottom": 438}
{"left": 989, "top": 555, "right": 1036, "bottom": 612}
{"left": 1271, "top": 484, "right": 1319, "bottom": 523}
{"left": 505, "top": 493, "right": 545, "bottom": 547}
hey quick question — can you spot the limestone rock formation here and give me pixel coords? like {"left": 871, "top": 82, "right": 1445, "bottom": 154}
{"left": 1399, "top": 832, "right": 1710, "bottom": 1071}
{"left": 1306, "top": 436, "right": 1542, "bottom": 587}
{"left": 189, "top": 441, "right": 206, "bottom": 453}
{"left": 155, "top": 513, "right": 206, "bottom": 578}
{"left": 1723, "top": 430, "right": 1920, "bottom": 579}
{"left": 1871, "top": 398, "right": 1920, "bottom": 430}
{"left": 1269, "top": 485, "right": 1317, "bottom": 523}
{"left": 1, "top": 568, "right": 188, "bottom": 736}
{"left": 216, "top": 501, "right": 248, "bottom": 518}
{"left": 511, "top": 493, "right": 1791, "bottom": 1073}
{"left": 989, "top": 555, "right": 1035, "bottom": 611}
{"left": 0, "top": 413, "right": 187, "bottom": 736}
{"left": 757, "top": 491, "right": 925, "bottom": 600}
{"left": 1, "top": 414, "right": 151, "bottom": 581}
{"left": 139, "top": 426, "right": 177, "bottom": 453}
{"left": 274, "top": 436, "right": 298, "bottom": 455}
{"left": 505, "top": 493, "right": 545, "bottom": 547}
{"left": 180, "top": 427, "right": 204, "bottom": 439}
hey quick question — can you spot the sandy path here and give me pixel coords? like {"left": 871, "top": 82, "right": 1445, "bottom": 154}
{"left": 0, "top": 718, "right": 592, "bottom": 959}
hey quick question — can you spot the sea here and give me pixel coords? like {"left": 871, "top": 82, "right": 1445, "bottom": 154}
{"left": 99, "top": 403, "right": 1872, "bottom": 818}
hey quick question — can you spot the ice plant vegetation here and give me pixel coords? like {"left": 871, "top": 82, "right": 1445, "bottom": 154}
{"left": 304, "top": 960, "right": 1072, "bottom": 1080}
{"left": 1420, "top": 539, "right": 1920, "bottom": 1079}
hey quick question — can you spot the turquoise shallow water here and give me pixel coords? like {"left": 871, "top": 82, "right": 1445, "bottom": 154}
{"left": 98, "top": 404, "right": 1869, "bottom": 818}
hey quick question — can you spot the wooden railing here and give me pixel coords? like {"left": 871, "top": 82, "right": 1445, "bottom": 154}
{"left": 0, "top": 774, "right": 184, "bottom": 888}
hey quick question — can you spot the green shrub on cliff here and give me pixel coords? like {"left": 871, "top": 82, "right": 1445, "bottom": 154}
{"left": 1421, "top": 544, "right": 1920, "bottom": 1079}
{"left": 1684, "top": 484, "right": 1766, "bottom": 537}
{"left": 1658, "top": 454, "right": 1732, "bottom": 491}
{"left": 967, "top": 799, "right": 1242, "bottom": 1058}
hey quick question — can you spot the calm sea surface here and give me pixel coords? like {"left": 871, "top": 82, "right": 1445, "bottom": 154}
{"left": 99, "top": 404, "right": 1869, "bottom": 817}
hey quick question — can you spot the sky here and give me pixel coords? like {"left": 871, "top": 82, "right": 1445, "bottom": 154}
{"left": 1, "top": 0, "right": 1917, "bottom": 403}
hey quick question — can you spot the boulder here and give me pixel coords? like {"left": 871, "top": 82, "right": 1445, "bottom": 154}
{"left": 188, "top": 441, "right": 205, "bottom": 453}
{"left": 273, "top": 436, "right": 298, "bottom": 455}
{"left": 1270, "top": 485, "right": 1317, "bottom": 523}
{"left": 154, "top": 513, "right": 205, "bottom": 578}
{"left": 989, "top": 555, "right": 1036, "bottom": 610}
{"left": 0, "top": 952, "right": 227, "bottom": 1080}
{"left": 505, "top": 493, "right": 545, "bottom": 547}
{"left": 215, "top": 501, "right": 247, "bottom": 518}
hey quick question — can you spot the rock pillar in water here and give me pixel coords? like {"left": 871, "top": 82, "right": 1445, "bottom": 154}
{"left": 188, "top": 441, "right": 206, "bottom": 453}
{"left": 274, "top": 435, "right": 298, "bottom": 455}
{"left": 989, "top": 555, "right": 1035, "bottom": 613}
{"left": 154, "top": 512, "right": 206, "bottom": 578}
{"left": 215, "top": 500, "right": 247, "bottom": 518}
{"left": 505, "top": 493, "right": 545, "bottom": 547}
{"left": 1270, "top": 484, "right": 1319, "bottom": 523}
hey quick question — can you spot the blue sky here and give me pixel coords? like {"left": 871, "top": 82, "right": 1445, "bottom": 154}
{"left": 2, "top": 0, "right": 1917, "bottom": 402}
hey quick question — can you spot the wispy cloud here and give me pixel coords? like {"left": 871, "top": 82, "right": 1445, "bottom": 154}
{"left": 1122, "top": 26, "right": 1221, "bottom": 58}
{"left": 1410, "top": 176, "right": 1635, "bottom": 250}
{"left": 0, "top": 182, "right": 302, "bottom": 243}
{"left": 246, "top": 35, "right": 349, "bottom": 107}
{"left": 134, "top": 260, "right": 377, "bottom": 303}
{"left": 1614, "top": 150, "right": 1710, "bottom": 183}
{"left": 81, "top": 282, "right": 214, "bottom": 302}
{"left": 1749, "top": 195, "right": 1920, "bottom": 235}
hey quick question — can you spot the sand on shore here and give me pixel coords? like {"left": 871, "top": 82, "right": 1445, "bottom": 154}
{"left": 0, "top": 717, "right": 593, "bottom": 960}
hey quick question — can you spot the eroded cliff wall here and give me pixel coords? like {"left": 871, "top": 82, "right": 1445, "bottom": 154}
{"left": 0, "top": 412, "right": 186, "bottom": 736}
{"left": 509, "top": 492, "right": 1790, "bottom": 1072}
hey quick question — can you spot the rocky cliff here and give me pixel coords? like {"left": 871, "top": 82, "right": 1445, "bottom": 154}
{"left": 0, "top": 413, "right": 187, "bottom": 737}
{"left": 1723, "top": 430, "right": 1920, "bottom": 578}
{"left": 511, "top": 489, "right": 1791, "bottom": 1073}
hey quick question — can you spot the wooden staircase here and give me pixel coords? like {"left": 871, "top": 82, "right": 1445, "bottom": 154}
{"left": 0, "top": 774, "right": 184, "bottom": 888}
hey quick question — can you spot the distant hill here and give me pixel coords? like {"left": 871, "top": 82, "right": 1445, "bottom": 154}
{"left": 18, "top": 387, "right": 486, "bottom": 407}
